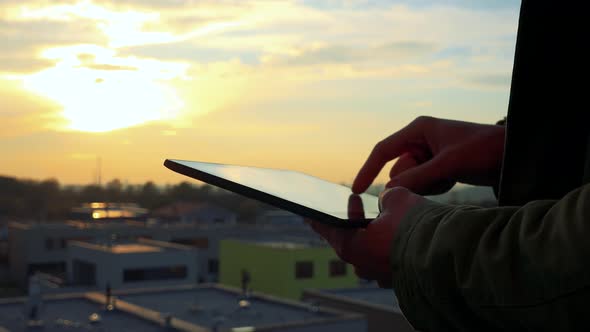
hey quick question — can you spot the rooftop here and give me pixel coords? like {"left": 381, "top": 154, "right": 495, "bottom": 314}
{"left": 116, "top": 284, "right": 348, "bottom": 330}
{"left": 255, "top": 241, "right": 311, "bottom": 250}
{"left": 151, "top": 202, "right": 235, "bottom": 218}
{"left": 8, "top": 220, "right": 240, "bottom": 232}
{"left": 0, "top": 295, "right": 168, "bottom": 332}
{"left": 104, "top": 243, "right": 163, "bottom": 254}
{"left": 0, "top": 285, "right": 363, "bottom": 331}
{"left": 70, "top": 238, "right": 192, "bottom": 254}
{"left": 316, "top": 286, "right": 401, "bottom": 313}
{"left": 259, "top": 210, "right": 301, "bottom": 217}
{"left": 228, "top": 238, "right": 328, "bottom": 250}
{"left": 8, "top": 220, "right": 146, "bottom": 231}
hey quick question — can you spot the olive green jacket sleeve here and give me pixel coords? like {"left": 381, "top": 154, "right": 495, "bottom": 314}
{"left": 391, "top": 183, "right": 590, "bottom": 332}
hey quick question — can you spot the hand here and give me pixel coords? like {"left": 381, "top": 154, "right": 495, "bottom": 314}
{"left": 308, "top": 187, "right": 424, "bottom": 288}
{"left": 352, "top": 116, "right": 505, "bottom": 195}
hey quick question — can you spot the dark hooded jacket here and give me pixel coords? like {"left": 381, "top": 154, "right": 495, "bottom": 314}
{"left": 390, "top": 1, "right": 590, "bottom": 330}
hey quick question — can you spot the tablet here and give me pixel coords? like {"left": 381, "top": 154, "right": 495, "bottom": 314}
{"left": 164, "top": 159, "right": 379, "bottom": 228}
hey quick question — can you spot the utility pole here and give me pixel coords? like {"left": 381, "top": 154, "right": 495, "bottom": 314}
{"left": 97, "top": 156, "right": 102, "bottom": 186}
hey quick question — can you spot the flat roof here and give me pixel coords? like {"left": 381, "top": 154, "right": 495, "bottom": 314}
{"left": 226, "top": 238, "right": 328, "bottom": 249}
{"left": 259, "top": 210, "right": 301, "bottom": 217}
{"left": 70, "top": 239, "right": 191, "bottom": 254}
{"left": 8, "top": 221, "right": 146, "bottom": 231}
{"left": 119, "top": 286, "right": 334, "bottom": 330}
{"left": 109, "top": 244, "right": 162, "bottom": 254}
{"left": 8, "top": 221, "right": 244, "bottom": 231}
{"left": 321, "top": 287, "right": 400, "bottom": 311}
{"left": 255, "top": 241, "right": 311, "bottom": 249}
{"left": 0, "top": 297, "right": 168, "bottom": 332}
{"left": 8, "top": 221, "right": 318, "bottom": 235}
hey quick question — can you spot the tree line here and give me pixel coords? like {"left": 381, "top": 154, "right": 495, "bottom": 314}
{"left": 0, "top": 176, "right": 267, "bottom": 223}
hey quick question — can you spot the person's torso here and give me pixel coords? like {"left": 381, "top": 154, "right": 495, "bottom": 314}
{"left": 498, "top": 0, "right": 590, "bottom": 206}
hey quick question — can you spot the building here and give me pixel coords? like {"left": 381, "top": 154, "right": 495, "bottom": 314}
{"left": 151, "top": 202, "right": 237, "bottom": 225}
{"left": 8, "top": 221, "right": 153, "bottom": 287}
{"left": 0, "top": 292, "right": 177, "bottom": 332}
{"left": 0, "top": 225, "right": 8, "bottom": 281}
{"left": 0, "top": 284, "right": 367, "bottom": 332}
{"left": 8, "top": 220, "right": 322, "bottom": 288}
{"left": 256, "top": 210, "right": 304, "bottom": 227}
{"left": 302, "top": 287, "right": 414, "bottom": 332}
{"left": 70, "top": 202, "right": 149, "bottom": 221}
{"left": 219, "top": 239, "right": 358, "bottom": 300}
{"left": 67, "top": 238, "right": 198, "bottom": 290}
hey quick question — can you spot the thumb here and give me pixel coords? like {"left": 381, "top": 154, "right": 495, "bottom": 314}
{"left": 386, "top": 156, "right": 455, "bottom": 195}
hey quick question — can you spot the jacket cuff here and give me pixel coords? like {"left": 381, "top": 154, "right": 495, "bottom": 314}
{"left": 390, "top": 199, "right": 449, "bottom": 330}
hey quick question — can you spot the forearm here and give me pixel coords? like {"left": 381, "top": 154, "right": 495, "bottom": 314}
{"left": 392, "top": 183, "right": 590, "bottom": 331}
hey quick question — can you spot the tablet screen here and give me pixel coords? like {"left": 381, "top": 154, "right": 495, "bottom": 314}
{"left": 164, "top": 159, "right": 379, "bottom": 226}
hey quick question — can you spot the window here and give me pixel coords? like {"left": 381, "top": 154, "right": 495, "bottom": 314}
{"left": 27, "top": 262, "right": 66, "bottom": 278}
{"left": 171, "top": 237, "right": 209, "bottom": 249}
{"left": 208, "top": 259, "right": 219, "bottom": 274}
{"left": 329, "top": 260, "right": 347, "bottom": 277}
{"left": 72, "top": 260, "right": 96, "bottom": 286}
{"left": 66, "top": 237, "right": 92, "bottom": 243}
{"left": 44, "top": 238, "right": 54, "bottom": 250}
{"left": 123, "top": 265, "right": 187, "bottom": 282}
{"left": 295, "top": 261, "right": 314, "bottom": 279}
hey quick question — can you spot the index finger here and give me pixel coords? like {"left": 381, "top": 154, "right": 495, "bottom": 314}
{"left": 308, "top": 220, "right": 359, "bottom": 263}
{"left": 352, "top": 120, "right": 425, "bottom": 194}
{"left": 347, "top": 194, "right": 365, "bottom": 220}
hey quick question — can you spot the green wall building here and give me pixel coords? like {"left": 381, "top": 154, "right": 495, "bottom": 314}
{"left": 219, "top": 239, "right": 358, "bottom": 300}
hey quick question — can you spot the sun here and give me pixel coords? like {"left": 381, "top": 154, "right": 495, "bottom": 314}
{"left": 22, "top": 46, "right": 186, "bottom": 132}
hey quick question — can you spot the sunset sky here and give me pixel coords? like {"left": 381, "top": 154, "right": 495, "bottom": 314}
{"left": 0, "top": 0, "right": 520, "bottom": 186}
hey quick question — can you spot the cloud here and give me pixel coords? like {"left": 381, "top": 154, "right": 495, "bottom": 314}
{"left": 264, "top": 40, "right": 438, "bottom": 66}
{"left": 0, "top": 18, "right": 106, "bottom": 73}
{"left": 142, "top": 12, "right": 237, "bottom": 35}
{"left": 0, "top": 0, "right": 519, "bottom": 138}
{"left": 300, "top": 0, "right": 520, "bottom": 11}
{"left": 463, "top": 73, "right": 512, "bottom": 89}
{"left": 0, "top": 0, "right": 522, "bottom": 186}
{"left": 93, "top": 0, "right": 248, "bottom": 11}
{"left": 77, "top": 53, "right": 138, "bottom": 71}
{"left": 408, "top": 100, "right": 433, "bottom": 108}
{"left": 93, "top": 0, "right": 193, "bottom": 9}
{"left": 401, "top": 0, "right": 520, "bottom": 10}
{"left": 0, "top": 56, "right": 57, "bottom": 74}
{"left": 83, "top": 63, "right": 138, "bottom": 71}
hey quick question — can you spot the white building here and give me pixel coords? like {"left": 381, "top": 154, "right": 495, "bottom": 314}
{"left": 67, "top": 238, "right": 198, "bottom": 290}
